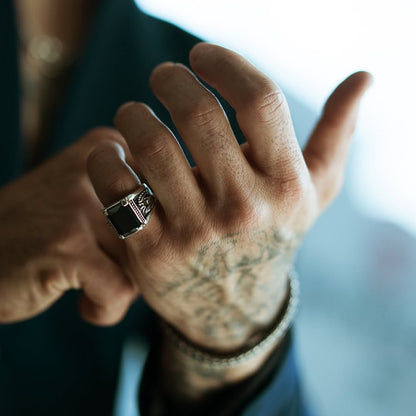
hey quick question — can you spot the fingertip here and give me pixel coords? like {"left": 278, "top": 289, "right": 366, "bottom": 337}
{"left": 346, "top": 70, "right": 373, "bottom": 82}
{"left": 322, "top": 71, "right": 373, "bottom": 126}
{"left": 116, "top": 100, "right": 136, "bottom": 113}
{"left": 358, "top": 71, "right": 374, "bottom": 97}
{"left": 114, "top": 101, "right": 139, "bottom": 127}
{"left": 87, "top": 140, "right": 126, "bottom": 183}
{"left": 337, "top": 71, "right": 374, "bottom": 100}
{"left": 355, "top": 70, "right": 374, "bottom": 84}
{"left": 351, "top": 71, "right": 374, "bottom": 94}
{"left": 149, "top": 61, "right": 176, "bottom": 90}
{"left": 115, "top": 102, "right": 160, "bottom": 138}
{"left": 189, "top": 42, "right": 212, "bottom": 60}
{"left": 189, "top": 42, "right": 225, "bottom": 73}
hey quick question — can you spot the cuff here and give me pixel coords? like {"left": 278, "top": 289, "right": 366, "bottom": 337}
{"left": 139, "top": 329, "right": 312, "bottom": 416}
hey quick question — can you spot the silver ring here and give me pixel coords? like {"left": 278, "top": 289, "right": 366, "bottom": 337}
{"left": 103, "top": 183, "right": 155, "bottom": 239}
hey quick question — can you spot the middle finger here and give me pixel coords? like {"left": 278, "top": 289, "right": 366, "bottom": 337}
{"left": 150, "top": 62, "right": 253, "bottom": 199}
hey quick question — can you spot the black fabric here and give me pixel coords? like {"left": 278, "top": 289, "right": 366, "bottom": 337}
{"left": 0, "top": 0, "right": 22, "bottom": 185}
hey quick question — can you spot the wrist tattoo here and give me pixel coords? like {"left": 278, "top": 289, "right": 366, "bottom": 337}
{"left": 157, "top": 228, "right": 301, "bottom": 345}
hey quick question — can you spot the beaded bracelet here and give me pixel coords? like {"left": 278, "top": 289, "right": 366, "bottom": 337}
{"left": 163, "top": 270, "right": 299, "bottom": 369}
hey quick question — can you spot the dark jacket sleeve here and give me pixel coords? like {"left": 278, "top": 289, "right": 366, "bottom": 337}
{"left": 241, "top": 336, "right": 314, "bottom": 416}
{"left": 139, "top": 329, "right": 313, "bottom": 415}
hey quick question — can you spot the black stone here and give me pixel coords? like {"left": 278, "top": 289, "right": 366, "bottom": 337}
{"left": 106, "top": 204, "right": 142, "bottom": 236}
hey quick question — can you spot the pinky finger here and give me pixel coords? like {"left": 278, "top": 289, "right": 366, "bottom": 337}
{"left": 303, "top": 71, "right": 373, "bottom": 207}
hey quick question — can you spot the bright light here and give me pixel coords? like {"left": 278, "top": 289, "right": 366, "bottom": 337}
{"left": 137, "top": 0, "right": 416, "bottom": 234}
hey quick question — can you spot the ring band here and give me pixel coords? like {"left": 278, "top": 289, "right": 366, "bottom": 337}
{"left": 103, "top": 183, "right": 155, "bottom": 239}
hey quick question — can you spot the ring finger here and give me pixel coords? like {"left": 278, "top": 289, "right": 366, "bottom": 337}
{"left": 114, "top": 102, "right": 205, "bottom": 225}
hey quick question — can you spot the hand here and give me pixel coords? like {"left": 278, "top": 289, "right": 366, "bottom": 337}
{"left": 88, "top": 43, "right": 372, "bottom": 353}
{"left": 0, "top": 130, "right": 137, "bottom": 325}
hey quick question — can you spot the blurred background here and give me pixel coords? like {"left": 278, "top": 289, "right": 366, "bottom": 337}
{"left": 134, "top": 1, "right": 416, "bottom": 415}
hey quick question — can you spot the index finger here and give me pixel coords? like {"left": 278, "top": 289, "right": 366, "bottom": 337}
{"left": 189, "top": 43, "right": 307, "bottom": 182}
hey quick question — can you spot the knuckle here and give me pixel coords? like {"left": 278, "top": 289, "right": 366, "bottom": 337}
{"left": 82, "top": 127, "right": 122, "bottom": 147}
{"left": 138, "top": 130, "right": 171, "bottom": 161}
{"left": 47, "top": 230, "right": 87, "bottom": 270}
{"left": 87, "top": 145, "right": 127, "bottom": 185}
{"left": 39, "top": 267, "right": 71, "bottom": 297}
{"left": 246, "top": 83, "right": 286, "bottom": 124}
{"left": 180, "top": 99, "right": 222, "bottom": 128}
{"left": 278, "top": 172, "right": 309, "bottom": 204}
{"left": 87, "top": 146, "right": 114, "bottom": 165}
{"left": 134, "top": 131, "right": 177, "bottom": 181}
{"left": 215, "top": 188, "right": 267, "bottom": 230}
{"left": 104, "top": 174, "right": 135, "bottom": 200}
{"left": 237, "top": 204, "right": 262, "bottom": 228}
{"left": 201, "top": 127, "right": 228, "bottom": 154}
{"left": 115, "top": 102, "right": 147, "bottom": 125}
{"left": 220, "top": 201, "right": 264, "bottom": 231}
{"left": 66, "top": 128, "right": 122, "bottom": 172}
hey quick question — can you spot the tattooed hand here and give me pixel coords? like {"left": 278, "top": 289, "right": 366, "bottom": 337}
{"left": 87, "top": 43, "right": 371, "bottom": 396}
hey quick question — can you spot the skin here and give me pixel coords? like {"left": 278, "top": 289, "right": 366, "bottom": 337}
{"left": 87, "top": 44, "right": 373, "bottom": 402}
{"left": 8, "top": 0, "right": 373, "bottom": 410}
{"left": 0, "top": 131, "right": 137, "bottom": 325}
{"left": 15, "top": 0, "right": 98, "bottom": 161}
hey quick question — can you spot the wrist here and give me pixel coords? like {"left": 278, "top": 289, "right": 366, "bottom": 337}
{"left": 162, "top": 270, "right": 298, "bottom": 371}
{"left": 149, "top": 270, "right": 299, "bottom": 407}
{"left": 166, "top": 263, "right": 291, "bottom": 353}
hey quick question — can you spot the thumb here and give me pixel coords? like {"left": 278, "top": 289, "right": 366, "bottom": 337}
{"left": 77, "top": 249, "right": 139, "bottom": 326}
